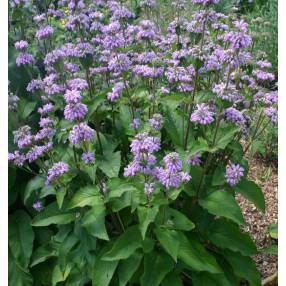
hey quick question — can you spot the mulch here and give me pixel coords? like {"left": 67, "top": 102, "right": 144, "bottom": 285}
{"left": 236, "top": 152, "right": 278, "bottom": 281}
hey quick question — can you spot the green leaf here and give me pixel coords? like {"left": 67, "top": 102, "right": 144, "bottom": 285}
{"left": 137, "top": 205, "right": 159, "bottom": 239}
{"left": 223, "top": 250, "right": 261, "bottom": 286}
{"left": 211, "top": 166, "right": 225, "bottom": 186}
{"left": 162, "top": 273, "right": 183, "bottom": 286}
{"left": 164, "top": 107, "right": 183, "bottom": 147}
{"left": 207, "top": 220, "right": 257, "bottom": 256}
{"left": 18, "top": 99, "right": 37, "bottom": 120}
{"left": 199, "top": 190, "right": 244, "bottom": 225}
{"left": 102, "top": 226, "right": 142, "bottom": 261}
{"left": 68, "top": 186, "right": 102, "bottom": 209}
{"left": 107, "top": 178, "right": 137, "bottom": 199}
{"left": 82, "top": 204, "right": 109, "bottom": 240}
{"left": 23, "top": 176, "right": 45, "bottom": 205}
{"left": 56, "top": 187, "right": 67, "bottom": 209}
{"left": 52, "top": 263, "right": 72, "bottom": 286}
{"left": 235, "top": 180, "right": 265, "bottom": 212}
{"left": 9, "top": 210, "right": 34, "bottom": 269}
{"left": 140, "top": 251, "right": 174, "bottom": 286}
{"left": 213, "top": 125, "right": 240, "bottom": 150}
{"left": 191, "top": 271, "right": 234, "bottom": 286}
{"left": 155, "top": 228, "right": 180, "bottom": 262}
{"left": 259, "top": 245, "right": 278, "bottom": 255}
{"left": 160, "top": 208, "right": 195, "bottom": 231}
{"left": 177, "top": 233, "right": 222, "bottom": 274}
{"left": 32, "top": 202, "right": 75, "bottom": 227}
{"left": 117, "top": 251, "right": 143, "bottom": 286}
{"left": 268, "top": 223, "right": 278, "bottom": 239}
{"left": 9, "top": 249, "right": 33, "bottom": 286}
{"left": 97, "top": 151, "right": 121, "bottom": 178}
{"left": 30, "top": 245, "right": 58, "bottom": 267}
{"left": 92, "top": 253, "right": 118, "bottom": 286}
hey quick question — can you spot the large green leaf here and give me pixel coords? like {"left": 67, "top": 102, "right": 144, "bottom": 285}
{"left": 30, "top": 245, "right": 58, "bottom": 267}
{"left": 191, "top": 272, "right": 234, "bottom": 286}
{"left": 102, "top": 226, "right": 142, "bottom": 261}
{"left": 97, "top": 151, "right": 121, "bottom": 178}
{"left": 162, "top": 273, "right": 184, "bottom": 286}
{"left": 223, "top": 250, "right": 261, "bottom": 286}
{"left": 164, "top": 107, "right": 184, "bottom": 147}
{"left": 23, "top": 176, "right": 45, "bottom": 204}
{"left": 68, "top": 186, "right": 102, "bottom": 209}
{"left": 235, "top": 179, "right": 265, "bottom": 212}
{"left": 9, "top": 249, "right": 33, "bottom": 286}
{"left": 207, "top": 220, "right": 257, "bottom": 256}
{"left": 32, "top": 202, "right": 75, "bottom": 227}
{"left": 155, "top": 228, "right": 180, "bottom": 262}
{"left": 82, "top": 204, "right": 109, "bottom": 240}
{"left": 18, "top": 99, "right": 37, "bottom": 120}
{"left": 213, "top": 125, "right": 240, "bottom": 150}
{"left": 92, "top": 251, "right": 118, "bottom": 286}
{"left": 52, "top": 263, "right": 73, "bottom": 286}
{"left": 140, "top": 251, "right": 174, "bottom": 286}
{"left": 137, "top": 205, "right": 159, "bottom": 239}
{"left": 117, "top": 251, "right": 143, "bottom": 286}
{"left": 107, "top": 178, "right": 137, "bottom": 199}
{"left": 9, "top": 210, "right": 34, "bottom": 268}
{"left": 199, "top": 190, "right": 244, "bottom": 225}
{"left": 177, "top": 233, "right": 222, "bottom": 274}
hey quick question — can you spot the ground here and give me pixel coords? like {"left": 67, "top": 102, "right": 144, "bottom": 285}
{"left": 236, "top": 151, "right": 278, "bottom": 282}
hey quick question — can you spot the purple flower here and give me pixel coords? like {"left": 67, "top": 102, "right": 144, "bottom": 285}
{"left": 191, "top": 104, "right": 215, "bottom": 125}
{"left": 144, "top": 182, "right": 155, "bottom": 196}
{"left": 192, "top": 0, "right": 220, "bottom": 5}
{"left": 225, "top": 107, "right": 245, "bottom": 126}
{"left": 69, "top": 123, "right": 94, "bottom": 145}
{"left": 253, "top": 70, "right": 275, "bottom": 82}
{"left": 64, "top": 89, "right": 82, "bottom": 104}
{"left": 130, "top": 132, "right": 161, "bottom": 154}
{"left": 15, "top": 40, "right": 28, "bottom": 51}
{"left": 163, "top": 152, "right": 182, "bottom": 173}
{"left": 16, "top": 53, "right": 34, "bottom": 66}
{"left": 36, "top": 26, "right": 54, "bottom": 40}
{"left": 27, "top": 79, "right": 44, "bottom": 93}
{"left": 8, "top": 151, "right": 26, "bottom": 167}
{"left": 149, "top": 114, "right": 164, "bottom": 131}
{"left": 265, "top": 107, "right": 278, "bottom": 124}
{"left": 130, "top": 118, "right": 141, "bottom": 130}
{"left": 38, "top": 103, "right": 54, "bottom": 116}
{"left": 34, "top": 127, "right": 55, "bottom": 141}
{"left": 32, "top": 201, "right": 43, "bottom": 212}
{"left": 180, "top": 172, "right": 191, "bottom": 182}
{"left": 64, "top": 103, "right": 88, "bottom": 121}
{"left": 187, "top": 154, "right": 202, "bottom": 166}
{"left": 156, "top": 167, "right": 181, "bottom": 189}
{"left": 67, "top": 78, "right": 88, "bottom": 91}
{"left": 133, "top": 65, "right": 164, "bottom": 78}
{"left": 46, "top": 162, "right": 69, "bottom": 185}
{"left": 225, "top": 163, "right": 244, "bottom": 186}
{"left": 107, "top": 82, "right": 124, "bottom": 102}
{"left": 108, "top": 54, "right": 131, "bottom": 73}
{"left": 82, "top": 152, "right": 95, "bottom": 164}
{"left": 13, "top": 126, "right": 33, "bottom": 149}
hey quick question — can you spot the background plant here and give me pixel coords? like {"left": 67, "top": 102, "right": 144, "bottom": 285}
{"left": 8, "top": 0, "right": 278, "bottom": 285}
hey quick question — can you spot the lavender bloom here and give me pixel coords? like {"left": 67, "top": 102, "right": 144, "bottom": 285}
{"left": 133, "top": 65, "right": 164, "bottom": 78}
{"left": 130, "top": 118, "right": 141, "bottom": 130}
{"left": 46, "top": 162, "right": 69, "bottom": 185}
{"left": 187, "top": 154, "right": 202, "bottom": 166}
{"left": 265, "top": 107, "right": 278, "bottom": 124}
{"left": 257, "top": 60, "right": 272, "bottom": 69}
{"left": 253, "top": 70, "right": 275, "bottom": 82}
{"left": 124, "top": 161, "right": 141, "bottom": 177}
{"left": 34, "top": 128, "right": 55, "bottom": 141}
{"left": 16, "top": 53, "right": 34, "bottom": 66}
{"left": 26, "top": 143, "right": 53, "bottom": 163}
{"left": 64, "top": 62, "right": 80, "bottom": 73}
{"left": 224, "top": 31, "right": 252, "bottom": 50}
{"left": 156, "top": 167, "right": 182, "bottom": 189}
{"left": 144, "top": 182, "right": 155, "bottom": 196}
{"left": 191, "top": 104, "right": 215, "bottom": 125}
{"left": 140, "top": 0, "right": 156, "bottom": 7}
{"left": 160, "top": 87, "right": 170, "bottom": 95}
{"left": 225, "top": 107, "right": 245, "bottom": 126}
{"left": 225, "top": 163, "right": 244, "bottom": 186}
{"left": 64, "top": 89, "right": 82, "bottom": 104}
{"left": 39, "top": 117, "right": 54, "bottom": 128}
{"left": 163, "top": 152, "right": 182, "bottom": 173}
{"left": 27, "top": 79, "right": 44, "bottom": 93}
{"left": 38, "top": 103, "right": 54, "bottom": 116}
{"left": 36, "top": 26, "right": 54, "bottom": 40}
{"left": 15, "top": 40, "right": 28, "bottom": 51}
{"left": 32, "top": 201, "right": 43, "bottom": 212}
{"left": 44, "top": 49, "right": 65, "bottom": 66}
{"left": 13, "top": 126, "right": 33, "bottom": 149}
{"left": 107, "top": 82, "right": 124, "bottom": 102}
{"left": 192, "top": 0, "right": 220, "bottom": 5}
{"left": 64, "top": 103, "right": 88, "bottom": 121}
{"left": 108, "top": 54, "right": 131, "bottom": 73}
{"left": 130, "top": 132, "right": 161, "bottom": 154}
{"left": 149, "top": 113, "right": 164, "bottom": 131}
{"left": 69, "top": 123, "right": 94, "bottom": 145}
{"left": 67, "top": 78, "right": 88, "bottom": 91}
{"left": 8, "top": 90, "right": 19, "bottom": 111}
{"left": 82, "top": 152, "right": 95, "bottom": 164}
{"left": 181, "top": 172, "right": 192, "bottom": 182}
{"left": 8, "top": 151, "right": 26, "bottom": 167}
